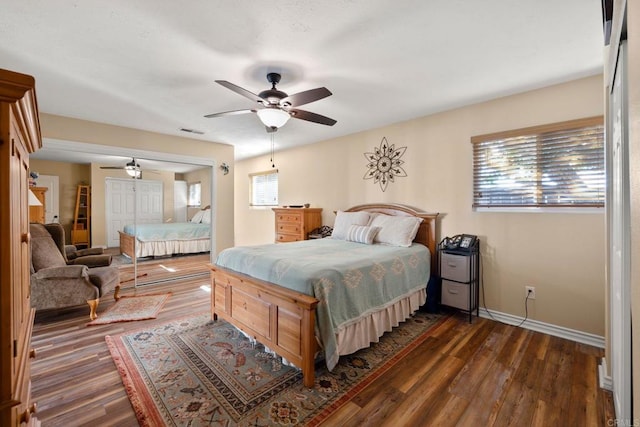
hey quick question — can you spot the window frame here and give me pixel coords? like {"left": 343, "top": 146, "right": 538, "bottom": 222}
{"left": 471, "top": 116, "right": 605, "bottom": 212}
{"left": 249, "top": 169, "right": 279, "bottom": 208}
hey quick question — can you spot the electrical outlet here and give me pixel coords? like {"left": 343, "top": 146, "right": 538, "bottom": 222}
{"left": 525, "top": 286, "right": 536, "bottom": 300}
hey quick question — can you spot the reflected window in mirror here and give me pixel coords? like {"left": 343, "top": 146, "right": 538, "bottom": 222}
{"left": 188, "top": 182, "right": 201, "bottom": 207}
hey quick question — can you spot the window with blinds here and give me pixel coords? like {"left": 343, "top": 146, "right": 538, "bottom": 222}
{"left": 471, "top": 116, "right": 604, "bottom": 209}
{"left": 250, "top": 170, "right": 278, "bottom": 207}
{"left": 188, "top": 182, "right": 201, "bottom": 207}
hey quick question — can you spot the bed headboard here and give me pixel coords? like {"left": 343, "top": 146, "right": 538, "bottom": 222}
{"left": 344, "top": 203, "right": 439, "bottom": 275}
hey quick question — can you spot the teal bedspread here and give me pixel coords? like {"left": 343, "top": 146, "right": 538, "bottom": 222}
{"left": 215, "top": 238, "right": 431, "bottom": 370}
{"left": 123, "top": 222, "right": 210, "bottom": 242}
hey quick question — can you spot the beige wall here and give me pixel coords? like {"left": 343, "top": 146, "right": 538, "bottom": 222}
{"left": 39, "top": 114, "right": 235, "bottom": 255}
{"left": 234, "top": 75, "right": 606, "bottom": 336}
{"left": 28, "top": 158, "right": 90, "bottom": 243}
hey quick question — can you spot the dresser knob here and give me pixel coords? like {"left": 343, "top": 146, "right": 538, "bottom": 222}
{"left": 20, "top": 403, "right": 37, "bottom": 423}
{"left": 29, "top": 348, "right": 37, "bottom": 359}
{"left": 21, "top": 232, "right": 30, "bottom": 243}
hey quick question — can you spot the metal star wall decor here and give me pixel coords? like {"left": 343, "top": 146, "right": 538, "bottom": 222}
{"left": 363, "top": 137, "right": 407, "bottom": 191}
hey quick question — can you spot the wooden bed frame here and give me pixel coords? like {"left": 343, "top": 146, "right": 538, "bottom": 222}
{"left": 208, "top": 204, "right": 438, "bottom": 387}
{"left": 118, "top": 230, "right": 210, "bottom": 263}
{"left": 118, "top": 231, "right": 137, "bottom": 262}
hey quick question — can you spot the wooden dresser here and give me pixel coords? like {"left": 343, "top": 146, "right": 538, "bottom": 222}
{"left": 28, "top": 186, "right": 46, "bottom": 223}
{"left": 272, "top": 207, "right": 322, "bottom": 243}
{"left": 0, "top": 69, "right": 42, "bottom": 426}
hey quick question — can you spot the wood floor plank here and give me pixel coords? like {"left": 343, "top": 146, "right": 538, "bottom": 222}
{"left": 456, "top": 358, "right": 514, "bottom": 426}
{"left": 492, "top": 352, "right": 543, "bottom": 426}
{"left": 29, "top": 257, "right": 615, "bottom": 426}
{"left": 379, "top": 355, "right": 465, "bottom": 426}
{"left": 343, "top": 385, "right": 406, "bottom": 426}
{"left": 422, "top": 393, "right": 470, "bottom": 427}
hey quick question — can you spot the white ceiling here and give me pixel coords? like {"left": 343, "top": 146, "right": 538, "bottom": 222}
{"left": 1, "top": 1, "right": 604, "bottom": 165}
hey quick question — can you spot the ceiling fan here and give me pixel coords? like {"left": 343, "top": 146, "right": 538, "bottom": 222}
{"left": 205, "top": 72, "right": 337, "bottom": 132}
{"left": 100, "top": 157, "right": 146, "bottom": 178}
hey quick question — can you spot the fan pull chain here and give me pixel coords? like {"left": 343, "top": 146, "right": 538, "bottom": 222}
{"left": 270, "top": 133, "right": 276, "bottom": 168}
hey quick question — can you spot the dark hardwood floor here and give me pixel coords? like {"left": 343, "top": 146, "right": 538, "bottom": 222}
{"left": 30, "top": 258, "right": 615, "bottom": 426}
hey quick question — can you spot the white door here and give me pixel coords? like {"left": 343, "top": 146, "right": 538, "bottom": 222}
{"left": 135, "top": 180, "right": 163, "bottom": 224}
{"left": 174, "top": 180, "right": 187, "bottom": 223}
{"left": 609, "top": 41, "right": 631, "bottom": 421}
{"left": 35, "top": 175, "right": 59, "bottom": 223}
{"left": 105, "top": 178, "right": 163, "bottom": 248}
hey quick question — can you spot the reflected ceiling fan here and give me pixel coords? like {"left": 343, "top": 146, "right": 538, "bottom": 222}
{"left": 205, "top": 72, "right": 337, "bottom": 132}
{"left": 100, "top": 157, "right": 157, "bottom": 179}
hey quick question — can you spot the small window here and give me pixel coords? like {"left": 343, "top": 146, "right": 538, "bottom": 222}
{"left": 250, "top": 170, "right": 278, "bottom": 207}
{"left": 472, "top": 117, "right": 604, "bottom": 209}
{"left": 188, "top": 182, "right": 201, "bottom": 207}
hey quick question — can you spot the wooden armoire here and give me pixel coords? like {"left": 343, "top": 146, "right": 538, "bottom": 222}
{"left": 0, "top": 69, "right": 42, "bottom": 425}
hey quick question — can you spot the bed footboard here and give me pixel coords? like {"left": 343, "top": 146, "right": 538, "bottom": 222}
{"left": 209, "top": 265, "right": 319, "bottom": 387}
{"left": 118, "top": 231, "right": 136, "bottom": 262}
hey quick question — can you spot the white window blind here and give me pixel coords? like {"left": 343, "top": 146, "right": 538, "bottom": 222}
{"left": 471, "top": 117, "right": 604, "bottom": 208}
{"left": 188, "top": 182, "right": 201, "bottom": 207}
{"left": 250, "top": 170, "right": 278, "bottom": 206}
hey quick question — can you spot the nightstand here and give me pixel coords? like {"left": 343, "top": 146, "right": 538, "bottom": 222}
{"left": 438, "top": 240, "right": 480, "bottom": 322}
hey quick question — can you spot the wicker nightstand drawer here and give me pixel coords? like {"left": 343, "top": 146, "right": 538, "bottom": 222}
{"left": 441, "top": 280, "right": 476, "bottom": 311}
{"left": 440, "top": 252, "right": 470, "bottom": 282}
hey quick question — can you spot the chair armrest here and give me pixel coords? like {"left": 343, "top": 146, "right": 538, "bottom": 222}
{"left": 75, "top": 247, "right": 104, "bottom": 257}
{"left": 65, "top": 245, "right": 78, "bottom": 260}
{"left": 30, "top": 265, "right": 99, "bottom": 310}
{"left": 65, "top": 246, "right": 104, "bottom": 261}
{"left": 32, "top": 265, "right": 88, "bottom": 280}
{"left": 69, "top": 254, "right": 112, "bottom": 268}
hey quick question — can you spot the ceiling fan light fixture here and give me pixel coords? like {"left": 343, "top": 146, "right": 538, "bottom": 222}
{"left": 257, "top": 108, "right": 290, "bottom": 129}
{"left": 125, "top": 160, "right": 141, "bottom": 178}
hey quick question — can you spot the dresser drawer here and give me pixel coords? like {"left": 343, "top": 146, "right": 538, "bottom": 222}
{"left": 276, "top": 233, "right": 301, "bottom": 243}
{"left": 276, "top": 213, "right": 302, "bottom": 223}
{"left": 440, "top": 252, "right": 470, "bottom": 282}
{"left": 277, "top": 222, "right": 301, "bottom": 234}
{"left": 441, "top": 280, "right": 476, "bottom": 311}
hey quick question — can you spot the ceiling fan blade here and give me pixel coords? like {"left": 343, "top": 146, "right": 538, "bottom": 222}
{"left": 100, "top": 166, "right": 125, "bottom": 170}
{"left": 280, "top": 87, "right": 332, "bottom": 108}
{"left": 204, "top": 109, "right": 257, "bottom": 118}
{"left": 289, "top": 109, "right": 337, "bottom": 126}
{"left": 215, "top": 80, "right": 264, "bottom": 104}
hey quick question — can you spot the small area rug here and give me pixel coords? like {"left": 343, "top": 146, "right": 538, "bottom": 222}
{"left": 106, "top": 310, "right": 445, "bottom": 426}
{"left": 87, "top": 293, "right": 171, "bottom": 326}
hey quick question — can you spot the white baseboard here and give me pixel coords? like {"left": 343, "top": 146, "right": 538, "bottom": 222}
{"left": 478, "top": 307, "right": 605, "bottom": 348}
{"left": 598, "top": 357, "right": 613, "bottom": 391}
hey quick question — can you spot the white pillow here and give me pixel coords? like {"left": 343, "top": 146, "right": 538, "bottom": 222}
{"left": 200, "top": 209, "right": 211, "bottom": 224}
{"left": 366, "top": 212, "right": 381, "bottom": 225}
{"left": 190, "top": 210, "right": 205, "bottom": 223}
{"left": 331, "top": 211, "right": 371, "bottom": 240}
{"left": 370, "top": 214, "right": 423, "bottom": 247}
{"left": 345, "top": 225, "right": 381, "bottom": 245}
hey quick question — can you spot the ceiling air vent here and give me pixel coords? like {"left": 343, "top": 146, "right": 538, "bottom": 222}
{"left": 179, "top": 128, "right": 205, "bottom": 135}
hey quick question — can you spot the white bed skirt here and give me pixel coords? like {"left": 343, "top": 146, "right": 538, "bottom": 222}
{"left": 334, "top": 287, "right": 427, "bottom": 360}
{"left": 135, "top": 238, "right": 210, "bottom": 258}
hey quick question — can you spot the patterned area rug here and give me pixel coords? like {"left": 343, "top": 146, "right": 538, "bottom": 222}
{"left": 106, "top": 310, "right": 445, "bottom": 426}
{"left": 87, "top": 293, "right": 171, "bottom": 326}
